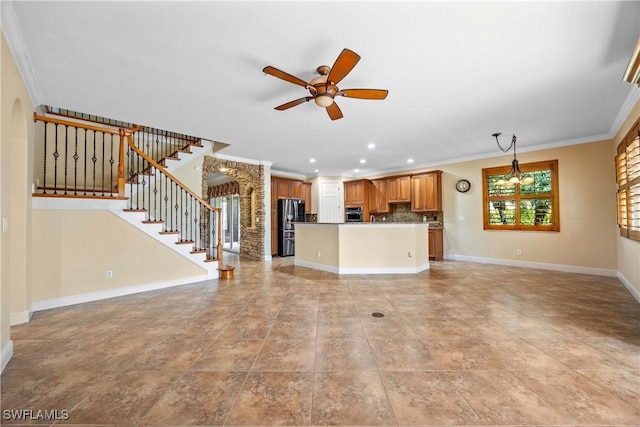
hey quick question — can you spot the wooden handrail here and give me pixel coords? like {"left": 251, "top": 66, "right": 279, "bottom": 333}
{"left": 34, "top": 113, "right": 121, "bottom": 135}
{"left": 127, "top": 132, "right": 224, "bottom": 270}
{"left": 34, "top": 112, "right": 224, "bottom": 268}
{"left": 125, "top": 133, "right": 217, "bottom": 211}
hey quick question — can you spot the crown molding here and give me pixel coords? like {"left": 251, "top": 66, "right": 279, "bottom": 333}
{"left": 609, "top": 86, "right": 640, "bottom": 137}
{"left": 1, "top": 1, "right": 43, "bottom": 107}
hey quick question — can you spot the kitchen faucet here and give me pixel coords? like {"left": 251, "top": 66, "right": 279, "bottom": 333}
{"left": 370, "top": 215, "right": 375, "bottom": 222}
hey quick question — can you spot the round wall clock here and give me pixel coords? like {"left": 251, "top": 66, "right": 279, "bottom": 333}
{"left": 455, "top": 179, "right": 471, "bottom": 193}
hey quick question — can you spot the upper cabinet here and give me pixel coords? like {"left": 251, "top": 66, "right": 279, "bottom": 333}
{"left": 277, "top": 179, "right": 302, "bottom": 199}
{"left": 369, "top": 179, "right": 390, "bottom": 213}
{"left": 302, "top": 182, "right": 312, "bottom": 214}
{"left": 387, "top": 175, "right": 411, "bottom": 203}
{"left": 411, "top": 171, "right": 442, "bottom": 212}
{"left": 344, "top": 179, "right": 370, "bottom": 206}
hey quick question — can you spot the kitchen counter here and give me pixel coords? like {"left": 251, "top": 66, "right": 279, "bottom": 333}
{"left": 336, "top": 221, "right": 443, "bottom": 229}
{"left": 294, "top": 223, "right": 429, "bottom": 274}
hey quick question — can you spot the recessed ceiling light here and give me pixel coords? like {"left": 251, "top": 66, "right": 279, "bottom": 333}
{"left": 367, "top": 143, "right": 375, "bottom": 149}
{"left": 407, "top": 158, "right": 414, "bottom": 164}
{"left": 310, "top": 158, "right": 316, "bottom": 163}
{"left": 360, "top": 159, "right": 366, "bottom": 164}
{"left": 314, "top": 169, "right": 319, "bottom": 173}
{"left": 354, "top": 168, "right": 360, "bottom": 172}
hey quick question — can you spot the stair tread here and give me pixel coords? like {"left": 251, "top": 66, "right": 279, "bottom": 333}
{"left": 159, "top": 230, "right": 180, "bottom": 235}
{"left": 175, "top": 240, "right": 195, "bottom": 245}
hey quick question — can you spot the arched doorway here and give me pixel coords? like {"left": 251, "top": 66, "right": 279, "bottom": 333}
{"left": 201, "top": 157, "right": 265, "bottom": 260}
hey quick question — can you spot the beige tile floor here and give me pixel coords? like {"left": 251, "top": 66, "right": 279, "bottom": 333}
{"left": 2, "top": 256, "right": 639, "bottom": 426}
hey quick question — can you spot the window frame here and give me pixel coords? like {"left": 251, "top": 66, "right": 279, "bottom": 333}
{"left": 616, "top": 120, "right": 640, "bottom": 241}
{"left": 482, "top": 159, "right": 560, "bottom": 231}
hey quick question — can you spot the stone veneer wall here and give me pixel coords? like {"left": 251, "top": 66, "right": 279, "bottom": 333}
{"left": 201, "top": 156, "right": 265, "bottom": 260}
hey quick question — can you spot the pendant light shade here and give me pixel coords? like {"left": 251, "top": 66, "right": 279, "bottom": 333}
{"left": 492, "top": 133, "right": 534, "bottom": 186}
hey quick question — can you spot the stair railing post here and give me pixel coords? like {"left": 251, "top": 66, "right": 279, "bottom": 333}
{"left": 117, "top": 128, "right": 126, "bottom": 197}
{"left": 217, "top": 209, "right": 223, "bottom": 270}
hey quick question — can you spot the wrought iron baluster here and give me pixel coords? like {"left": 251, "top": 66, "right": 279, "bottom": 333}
{"left": 53, "top": 123, "right": 59, "bottom": 194}
{"left": 109, "top": 134, "right": 115, "bottom": 197}
{"left": 42, "top": 122, "right": 47, "bottom": 194}
{"left": 92, "top": 131, "right": 97, "bottom": 194}
{"left": 63, "top": 125, "right": 69, "bottom": 194}
{"left": 73, "top": 128, "right": 79, "bottom": 195}
{"left": 101, "top": 131, "right": 106, "bottom": 196}
{"left": 191, "top": 196, "right": 198, "bottom": 247}
{"left": 174, "top": 181, "right": 179, "bottom": 232}
{"left": 83, "top": 128, "right": 88, "bottom": 195}
{"left": 141, "top": 158, "right": 147, "bottom": 219}
{"left": 164, "top": 172, "right": 169, "bottom": 231}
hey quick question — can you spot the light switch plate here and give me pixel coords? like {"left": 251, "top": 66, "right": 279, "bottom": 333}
{"left": 2, "top": 218, "right": 8, "bottom": 233}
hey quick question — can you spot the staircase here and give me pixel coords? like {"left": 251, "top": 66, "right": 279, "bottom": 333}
{"left": 33, "top": 110, "right": 223, "bottom": 279}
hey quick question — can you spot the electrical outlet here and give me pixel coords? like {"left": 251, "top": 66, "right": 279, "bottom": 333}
{"left": 408, "top": 252, "right": 413, "bottom": 258}
{"left": 2, "top": 218, "right": 8, "bottom": 233}
{"left": 106, "top": 270, "right": 113, "bottom": 279}
{"left": 516, "top": 249, "right": 522, "bottom": 256}
{"left": 316, "top": 251, "right": 321, "bottom": 258}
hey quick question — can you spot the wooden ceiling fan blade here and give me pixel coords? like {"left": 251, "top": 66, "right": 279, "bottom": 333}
{"left": 263, "top": 66, "right": 309, "bottom": 88}
{"left": 327, "top": 49, "right": 360, "bottom": 84}
{"left": 326, "top": 102, "right": 343, "bottom": 120}
{"left": 275, "top": 97, "right": 312, "bottom": 111}
{"left": 338, "top": 89, "right": 389, "bottom": 100}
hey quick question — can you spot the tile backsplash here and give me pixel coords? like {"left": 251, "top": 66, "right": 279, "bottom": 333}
{"left": 371, "top": 203, "right": 442, "bottom": 227}
{"left": 303, "top": 204, "right": 442, "bottom": 227}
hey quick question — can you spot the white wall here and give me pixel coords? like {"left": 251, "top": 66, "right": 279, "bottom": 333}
{"left": 30, "top": 209, "right": 207, "bottom": 308}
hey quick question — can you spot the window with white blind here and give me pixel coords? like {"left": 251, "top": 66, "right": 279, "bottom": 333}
{"left": 616, "top": 120, "right": 640, "bottom": 241}
{"left": 482, "top": 160, "right": 560, "bottom": 231}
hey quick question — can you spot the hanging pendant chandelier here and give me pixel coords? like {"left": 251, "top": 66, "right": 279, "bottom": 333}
{"left": 492, "top": 133, "right": 534, "bottom": 186}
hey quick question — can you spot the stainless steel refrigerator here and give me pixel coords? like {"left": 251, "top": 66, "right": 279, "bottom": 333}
{"left": 277, "top": 198, "right": 305, "bottom": 257}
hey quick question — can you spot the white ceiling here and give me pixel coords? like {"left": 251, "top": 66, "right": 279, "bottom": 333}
{"left": 4, "top": 1, "right": 640, "bottom": 178}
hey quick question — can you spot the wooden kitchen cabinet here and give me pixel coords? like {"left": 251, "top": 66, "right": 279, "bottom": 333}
{"left": 387, "top": 175, "right": 411, "bottom": 203}
{"left": 344, "top": 179, "right": 370, "bottom": 206}
{"left": 302, "top": 182, "right": 312, "bottom": 214}
{"left": 411, "top": 171, "right": 442, "bottom": 212}
{"left": 429, "top": 228, "right": 443, "bottom": 260}
{"left": 278, "top": 179, "right": 302, "bottom": 199}
{"left": 369, "top": 179, "right": 390, "bottom": 213}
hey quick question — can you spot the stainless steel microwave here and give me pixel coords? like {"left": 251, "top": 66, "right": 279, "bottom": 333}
{"left": 345, "top": 206, "right": 364, "bottom": 222}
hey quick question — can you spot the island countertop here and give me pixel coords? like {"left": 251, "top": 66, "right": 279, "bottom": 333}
{"left": 294, "top": 223, "right": 429, "bottom": 274}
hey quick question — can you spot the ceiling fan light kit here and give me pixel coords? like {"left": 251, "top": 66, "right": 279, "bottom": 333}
{"left": 263, "top": 48, "right": 389, "bottom": 120}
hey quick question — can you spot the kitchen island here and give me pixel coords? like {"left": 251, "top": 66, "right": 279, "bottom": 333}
{"left": 294, "top": 223, "right": 429, "bottom": 274}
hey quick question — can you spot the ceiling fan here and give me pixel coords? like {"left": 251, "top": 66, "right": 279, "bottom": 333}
{"left": 262, "top": 48, "right": 389, "bottom": 120}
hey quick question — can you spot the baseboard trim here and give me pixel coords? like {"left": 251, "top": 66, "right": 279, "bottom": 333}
{"left": 294, "top": 260, "right": 339, "bottom": 274}
{"left": 31, "top": 275, "right": 208, "bottom": 313}
{"left": 10, "top": 309, "right": 33, "bottom": 326}
{"left": 294, "top": 259, "right": 430, "bottom": 275}
{"left": 617, "top": 271, "right": 640, "bottom": 303}
{"left": 1, "top": 340, "right": 14, "bottom": 373}
{"left": 444, "top": 254, "right": 618, "bottom": 277}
